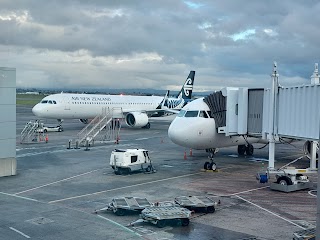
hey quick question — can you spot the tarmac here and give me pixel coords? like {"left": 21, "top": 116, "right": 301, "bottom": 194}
{"left": 0, "top": 105, "right": 317, "bottom": 240}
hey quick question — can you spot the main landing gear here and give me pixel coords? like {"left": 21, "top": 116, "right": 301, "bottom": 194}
{"left": 204, "top": 148, "right": 218, "bottom": 171}
{"left": 237, "top": 144, "right": 254, "bottom": 156}
{"left": 57, "top": 119, "right": 63, "bottom": 126}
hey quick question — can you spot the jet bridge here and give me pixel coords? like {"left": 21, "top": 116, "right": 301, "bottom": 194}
{"left": 204, "top": 87, "right": 264, "bottom": 137}
{"left": 204, "top": 63, "right": 320, "bottom": 192}
{"left": 205, "top": 64, "right": 320, "bottom": 150}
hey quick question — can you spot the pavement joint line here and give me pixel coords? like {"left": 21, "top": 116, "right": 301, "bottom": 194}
{"left": 48, "top": 172, "right": 203, "bottom": 203}
{"left": 235, "top": 195, "right": 306, "bottom": 230}
{"left": 15, "top": 169, "right": 103, "bottom": 195}
{"left": 97, "top": 215, "right": 143, "bottom": 238}
{"left": 9, "top": 227, "right": 31, "bottom": 239}
{"left": 0, "top": 191, "right": 39, "bottom": 202}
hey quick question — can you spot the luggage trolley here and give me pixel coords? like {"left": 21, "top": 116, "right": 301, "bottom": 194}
{"left": 130, "top": 205, "right": 192, "bottom": 228}
{"left": 174, "top": 196, "right": 216, "bottom": 213}
{"left": 95, "top": 197, "right": 152, "bottom": 216}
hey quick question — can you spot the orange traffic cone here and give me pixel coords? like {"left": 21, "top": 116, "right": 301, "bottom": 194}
{"left": 189, "top": 148, "right": 193, "bottom": 156}
{"left": 184, "top": 151, "right": 187, "bottom": 160}
{"left": 45, "top": 134, "right": 48, "bottom": 143}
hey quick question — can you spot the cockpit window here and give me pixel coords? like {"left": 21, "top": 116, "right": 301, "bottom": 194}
{"left": 207, "top": 111, "right": 212, "bottom": 118}
{"left": 177, "top": 110, "right": 186, "bottom": 117}
{"left": 184, "top": 111, "right": 199, "bottom": 117}
{"left": 199, "top": 111, "right": 209, "bottom": 118}
{"left": 40, "top": 100, "right": 57, "bottom": 104}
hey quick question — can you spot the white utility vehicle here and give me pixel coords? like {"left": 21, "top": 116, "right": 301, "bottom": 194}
{"left": 110, "top": 149, "right": 155, "bottom": 175}
{"left": 37, "top": 125, "right": 63, "bottom": 133}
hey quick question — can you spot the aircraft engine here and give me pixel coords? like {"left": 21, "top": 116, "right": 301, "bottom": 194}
{"left": 79, "top": 119, "right": 88, "bottom": 124}
{"left": 125, "top": 112, "right": 149, "bottom": 128}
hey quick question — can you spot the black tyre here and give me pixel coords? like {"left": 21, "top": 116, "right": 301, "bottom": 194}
{"left": 156, "top": 220, "right": 166, "bottom": 228}
{"left": 114, "top": 208, "right": 126, "bottom": 216}
{"left": 238, "top": 145, "right": 246, "bottom": 155}
{"left": 206, "top": 206, "right": 215, "bottom": 213}
{"left": 181, "top": 218, "right": 189, "bottom": 226}
{"left": 209, "top": 162, "right": 217, "bottom": 171}
{"left": 44, "top": 129, "right": 47, "bottom": 133}
{"left": 146, "top": 166, "right": 151, "bottom": 172}
{"left": 58, "top": 127, "right": 62, "bottom": 132}
{"left": 204, "top": 162, "right": 211, "bottom": 170}
{"left": 142, "top": 122, "right": 150, "bottom": 129}
{"left": 277, "top": 176, "right": 293, "bottom": 185}
{"left": 245, "top": 144, "right": 254, "bottom": 156}
{"left": 118, "top": 168, "right": 125, "bottom": 175}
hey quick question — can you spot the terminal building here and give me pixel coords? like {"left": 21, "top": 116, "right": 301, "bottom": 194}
{"left": 0, "top": 67, "right": 16, "bottom": 177}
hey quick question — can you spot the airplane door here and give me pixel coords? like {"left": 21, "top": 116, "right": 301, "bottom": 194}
{"left": 63, "top": 96, "right": 71, "bottom": 110}
{"left": 247, "top": 89, "right": 264, "bottom": 135}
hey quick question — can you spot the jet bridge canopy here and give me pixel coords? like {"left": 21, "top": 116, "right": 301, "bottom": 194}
{"left": 202, "top": 83, "right": 320, "bottom": 141}
{"left": 203, "top": 91, "right": 226, "bottom": 128}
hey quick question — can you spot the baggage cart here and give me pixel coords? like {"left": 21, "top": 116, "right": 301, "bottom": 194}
{"left": 95, "top": 197, "right": 152, "bottom": 216}
{"left": 174, "top": 195, "right": 216, "bottom": 213}
{"left": 130, "top": 206, "right": 192, "bottom": 228}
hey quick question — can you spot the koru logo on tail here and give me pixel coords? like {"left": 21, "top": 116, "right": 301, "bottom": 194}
{"left": 184, "top": 78, "right": 193, "bottom": 96}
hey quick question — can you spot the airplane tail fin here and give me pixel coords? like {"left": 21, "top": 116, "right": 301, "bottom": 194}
{"left": 176, "top": 70, "right": 195, "bottom": 100}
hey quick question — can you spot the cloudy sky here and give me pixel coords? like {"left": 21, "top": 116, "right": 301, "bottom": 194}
{"left": 0, "top": 0, "right": 319, "bottom": 92}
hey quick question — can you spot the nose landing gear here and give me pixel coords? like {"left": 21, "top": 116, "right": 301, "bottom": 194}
{"left": 204, "top": 148, "right": 218, "bottom": 171}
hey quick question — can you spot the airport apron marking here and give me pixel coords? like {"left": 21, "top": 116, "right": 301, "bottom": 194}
{"left": 0, "top": 191, "right": 39, "bottom": 202}
{"left": 49, "top": 172, "right": 202, "bottom": 203}
{"left": 9, "top": 227, "right": 31, "bottom": 239}
{"left": 236, "top": 195, "right": 306, "bottom": 230}
{"left": 15, "top": 169, "right": 102, "bottom": 195}
{"left": 97, "top": 215, "right": 142, "bottom": 237}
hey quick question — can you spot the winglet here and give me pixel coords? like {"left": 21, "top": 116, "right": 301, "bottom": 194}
{"left": 161, "top": 90, "right": 170, "bottom": 108}
{"left": 157, "top": 90, "right": 170, "bottom": 110}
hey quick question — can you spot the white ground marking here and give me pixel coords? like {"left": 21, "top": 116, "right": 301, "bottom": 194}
{"left": 16, "top": 144, "right": 132, "bottom": 158}
{"left": 0, "top": 191, "right": 39, "bottom": 202}
{"left": 308, "top": 190, "right": 317, "bottom": 197}
{"left": 9, "top": 227, "right": 31, "bottom": 238}
{"left": 217, "top": 186, "right": 270, "bottom": 197}
{"left": 97, "top": 215, "right": 142, "bottom": 237}
{"left": 48, "top": 172, "right": 202, "bottom": 203}
{"left": 15, "top": 169, "right": 102, "bottom": 195}
{"left": 135, "top": 137, "right": 151, "bottom": 140}
{"left": 235, "top": 195, "right": 306, "bottom": 230}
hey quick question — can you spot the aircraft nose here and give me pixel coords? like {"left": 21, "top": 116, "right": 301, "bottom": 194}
{"left": 32, "top": 104, "right": 41, "bottom": 116}
{"left": 168, "top": 118, "right": 190, "bottom": 147}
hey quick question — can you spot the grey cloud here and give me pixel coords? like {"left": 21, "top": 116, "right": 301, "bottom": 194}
{"left": 0, "top": 1, "right": 319, "bottom": 90}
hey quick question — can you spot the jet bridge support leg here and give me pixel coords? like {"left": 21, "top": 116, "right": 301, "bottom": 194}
{"left": 268, "top": 139, "right": 275, "bottom": 170}
{"left": 262, "top": 139, "right": 317, "bottom": 192}
{"left": 310, "top": 141, "right": 318, "bottom": 170}
{"left": 257, "top": 63, "right": 317, "bottom": 191}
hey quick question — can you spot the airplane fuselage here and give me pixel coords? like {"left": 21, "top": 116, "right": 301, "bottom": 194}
{"left": 32, "top": 71, "right": 196, "bottom": 129}
{"left": 32, "top": 93, "right": 163, "bottom": 119}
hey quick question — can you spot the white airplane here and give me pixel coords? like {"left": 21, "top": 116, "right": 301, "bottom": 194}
{"left": 168, "top": 96, "right": 267, "bottom": 170}
{"left": 32, "top": 71, "right": 195, "bottom": 129}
